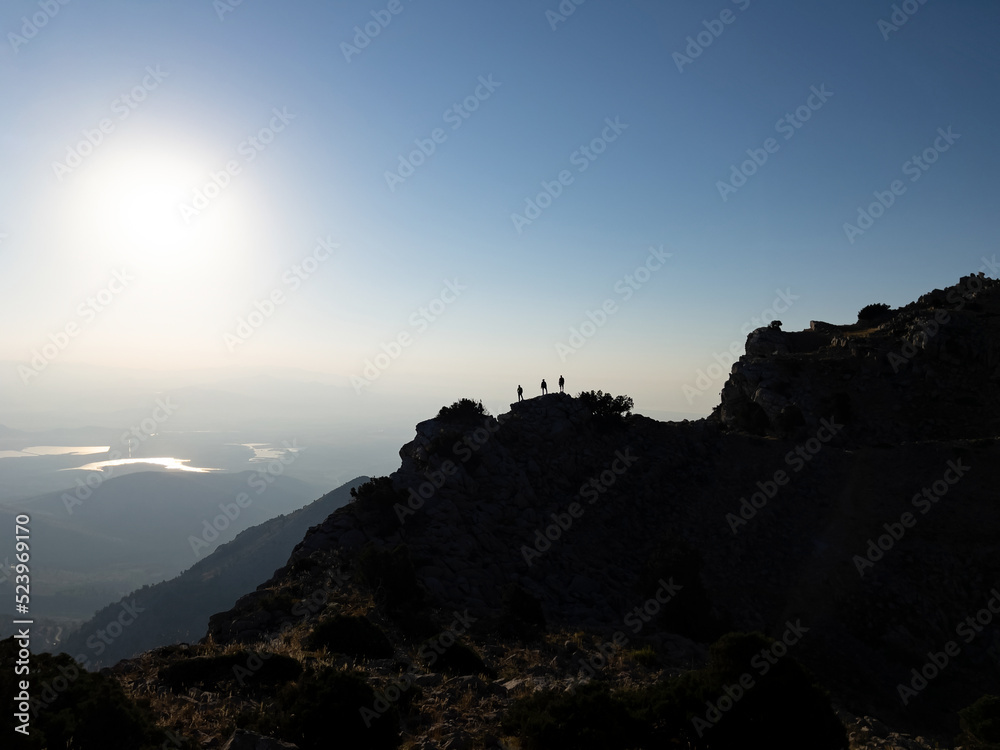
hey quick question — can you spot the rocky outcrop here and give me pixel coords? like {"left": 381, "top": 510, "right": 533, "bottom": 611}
{"left": 718, "top": 274, "right": 1000, "bottom": 444}
{"left": 179, "top": 274, "right": 1000, "bottom": 746}
{"left": 215, "top": 394, "right": 721, "bottom": 640}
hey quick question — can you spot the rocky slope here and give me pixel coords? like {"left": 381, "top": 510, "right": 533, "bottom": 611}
{"left": 10, "top": 273, "right": 1000, "bottom": 749}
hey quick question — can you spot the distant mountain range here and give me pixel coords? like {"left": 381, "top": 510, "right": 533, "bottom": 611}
{"left": 0, "top": 469, "right": 320, "bottom": 622}
{"left": 57, "top": 477, "right": 363, "bottom": 669}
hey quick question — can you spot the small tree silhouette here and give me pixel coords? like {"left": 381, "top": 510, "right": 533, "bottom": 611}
{"left": 437, "top": 398, "right": 489, "bottom": 421}
{"left": 858, "top": 303, "right": 891, "bottom": 321}
{"left": 576, "top": 390, "right": 633, "bottom": 421}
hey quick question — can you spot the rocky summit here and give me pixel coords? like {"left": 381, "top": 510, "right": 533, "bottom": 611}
{"left": 718, "top": 273, "right": 1000, "bottom": 444}
{"left": 7, "top": 274, "right": 1000, "bottom": 749}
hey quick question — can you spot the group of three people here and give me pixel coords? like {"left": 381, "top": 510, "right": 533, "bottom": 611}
{"left": 517, "top": 376, "right": 563, "bottom": 401}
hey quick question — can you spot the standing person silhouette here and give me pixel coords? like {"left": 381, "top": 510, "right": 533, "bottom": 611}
{"left": 541, "top": 379, "right": 548, "bottom": 395}
{"left": 517, "top": 385, "right": 524, "bottom": 402}
{"left": 558, "top": 375, "right": 565, "bottom": 393}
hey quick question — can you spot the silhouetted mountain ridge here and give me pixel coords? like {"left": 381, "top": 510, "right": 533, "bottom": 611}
{"left": 31, "top": 273, "right": 1000, "bottom": 749}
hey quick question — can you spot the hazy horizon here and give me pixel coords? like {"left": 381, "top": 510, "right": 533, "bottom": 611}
{"left": 0, "top": 359, "right": 706, "bottom": 506}
{"left": 2, "top": 1, "right": 998, "bottom": 426}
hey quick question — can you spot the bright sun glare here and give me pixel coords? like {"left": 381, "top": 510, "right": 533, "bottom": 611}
{"left": 64, "top": 140, "right": 262, "bottom": 334}
{"left": 79, "top": 150, "right": 195, "bottom": 264}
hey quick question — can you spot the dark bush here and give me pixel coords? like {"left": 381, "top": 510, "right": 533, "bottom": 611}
{"left": 503, "top": 631, "right": 848, "bottom": 750}
{"left": 502, "top": 583, "right": 546, "bottom": 625}
{"left": 395, "top": 609, "right": 443, "bottom": 642}
{"left": 350, "top": 476, "right": 400, "bottom": 505}
{"left": 289, "top": 556, "right": 321, "bottom": 574}
{"left": 257, "top": 591, "right": 296, "bottom": 613}
{"left": 639, "top": 540, "right": 728, "bottom": 642}
{"left": 775, "top": 403, "right": 806, "bottom": 434}
{"left": 356, "top": 543, "right": 422, "bottom": 612}
{"left": 858, "top": 302, "right": 891, "bottom": 321}
{"left": 630, "top": 631, "right": 848, "bottom": 749}
{"left": 576, "top": 390, "right": 634, "bottom": 422}
{"left": 958, "top": 694, "right": 1000, "bottom": 748}
{"left": 161, "top": 650, "right": 301, "bottom": 692}
{"left": 349, "top": 477, "right": 407, "bottom": 535}
{"left": 423, "top": 638, "right": 494, "bottom": 678}
{"left": 0, "top": 638, "right": 177, "bottom": 750}
{"left": 307, "top": 615, "right": 394, "bottom": 659}
{"left": 502, "top": 682, "right": 647, "bottom": 750}
{"left": 625, "top": 646, "right": 660, "bottom": 666}
{"left": 437, "top": 398, "right": 489, "bottom": 422}
{"left": 254, "top": 667, "right": 399, "bottom": 750}
{"left": 415, "top": 421, "right": 486, "bottom": 474}
{"left": 427, "top": 429, "right": 460, "bottom": 452}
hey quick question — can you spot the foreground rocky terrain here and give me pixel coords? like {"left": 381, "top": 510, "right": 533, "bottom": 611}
{"left": 5, "top": 273, "right": 1000, "bottom": 749}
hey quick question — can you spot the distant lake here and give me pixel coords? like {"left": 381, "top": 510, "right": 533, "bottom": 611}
{"left": 232, "top": 443, "right": 287, "bottom": 462}
{"left": 0, "top": 446, "right": 111, "bottom": 459}
{"left": 67, "top": 457, "right": 220, "bottom": 473}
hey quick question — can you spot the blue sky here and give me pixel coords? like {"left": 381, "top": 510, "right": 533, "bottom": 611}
{"left": 1, "top": 0, "right": 998, "bottom": 419}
